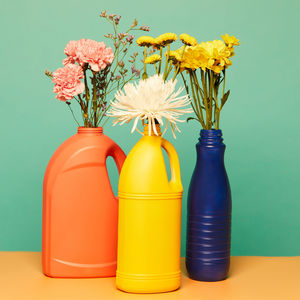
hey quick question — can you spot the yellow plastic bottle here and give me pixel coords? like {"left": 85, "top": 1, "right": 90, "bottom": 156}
{"left": 116, "top": 124, "right": 183, "bottom": 293}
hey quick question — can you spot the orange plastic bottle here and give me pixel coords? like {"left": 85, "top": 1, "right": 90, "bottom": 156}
{"left": 42, "top": 127, "right": 126, "bottom": 278}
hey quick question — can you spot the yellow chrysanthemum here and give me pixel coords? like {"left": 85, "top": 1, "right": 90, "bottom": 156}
{"left": 221, "top": 34, "right": 240, "bottom": 48}
{"left": 179, "top": 33, "right": 197, "bottom": 46}
{"left": 136, "top": 36, "right": 155, "bottom": 47}
{"left": 155, "top": 33, "right": 177, "bottom": 47}
{"left": 178, "top": 45, "right": 208, "bottom": 71}
{"left": 198, "top": 40, "right": 232, "bottom": 73}
{"left": 166, "top": 50, "right": 182, "bottom": 64}
{"left": 144, "top": 54, "right": 161, "bottom": 64}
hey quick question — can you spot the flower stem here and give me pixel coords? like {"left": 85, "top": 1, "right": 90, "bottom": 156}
{"left": 217, "top": 69, "right": 226, "bottom": 129}
{"left": 92, "top": 72, "right": 98, "bottom": 127}
{"left": 158, "top": 47, "right": 162, "bottom": 74}
{"left": 189, "top": 72, "right": 204, "bottom": 127}
{"left": 208, "top": 70, "right": 214, "bottom": 129}
{"left": 83, "top": 67, "right": 90, "bottom": 127}
{"left": 66, "top": 103, "right": 80, "bottom": 126}
{"left": 190, "top": 71, "right": 205, "bottom": 128}
{"left": 191, "top": 71, "right": 205, "bottom": 126}
{"left": 173, "top": 45, "right": 186, "bottom": 81}
{"left": 163, "top": 44, "right": 170, "bottom": 81}
{"left": 200, "top": 69, "right": 209, "bottom": 128}
{"left": 142, "top": 46, "right": 148, "bottom": 79}
{"left": 165, "top": 63, "right": 173, "bottom": 80}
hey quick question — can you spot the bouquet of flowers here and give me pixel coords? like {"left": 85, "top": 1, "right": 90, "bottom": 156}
{"left": 135, "top": 32, "right": 240, "bottom": 129}
{"left": 108, "top": 32, "right": 193, "bottom": 138}
{"left": 45, "top": 11, "right": 150, "bottom": 128}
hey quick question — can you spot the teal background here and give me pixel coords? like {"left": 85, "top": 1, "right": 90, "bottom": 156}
{"left": 0, "top": 0, "right": 299, "bottom": 255}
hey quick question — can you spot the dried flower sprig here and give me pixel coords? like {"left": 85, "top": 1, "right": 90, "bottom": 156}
{"left": 45, "top": 11, "right": 150, "bottom": 128}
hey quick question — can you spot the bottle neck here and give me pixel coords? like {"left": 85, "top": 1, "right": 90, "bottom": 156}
{"left": 198, "top": 129, "right": 224, "bottom": 147}
{"left": 143, "top": 124, "right": 162, "bottom": 136}
{"left": 77, "top": 127, "right": 103, "bottom": 134}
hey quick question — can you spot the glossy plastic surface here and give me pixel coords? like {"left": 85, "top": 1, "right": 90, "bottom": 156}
{"left": 42, "top": 127, "right": 126, "bottom": 278}
{"left": 116, "top": 125, "right": 183, "bottom": 293}
{"left": 186, "top": 129, "right": 232, "bottom": 281}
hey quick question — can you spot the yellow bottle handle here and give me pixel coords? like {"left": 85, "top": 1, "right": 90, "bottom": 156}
{"left": 161, "top": 138, "right": 183, "bottom": 191}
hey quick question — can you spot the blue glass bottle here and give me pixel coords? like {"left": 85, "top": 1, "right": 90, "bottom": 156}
{"left": 186, "top": 129, "right": 232, "bottom": 281}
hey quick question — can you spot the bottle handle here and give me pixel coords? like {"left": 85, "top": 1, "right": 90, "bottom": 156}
{"left": 161, "top": 138, "right": 183, "bottom": 191}
{"left": 106, "top": 143, "right": 126, "bottom": 199}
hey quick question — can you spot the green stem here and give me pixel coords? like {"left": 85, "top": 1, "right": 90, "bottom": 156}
{"left": 222, "top": 69, "right": 226, "bottom": 100}
{"left": 213, "top": 82, "right": 219, "bottom": 129}
{"left": 143, "top": 46, "right": 148, "bottom": 79}
{"left": 191, "top": 72, "right": 205, "bottom": 125}
{"left": 83, "top": 68, "right": 90, "bottom": 127}
{"left": 217, "top": 69, "right": 226, "bottom": 129}
{"left": 180, "top": 72, "right": 189, "bottom": 94}
{"left": 92, "top": 72, "right": 97, "bottom": 127}
{"left": 165, "top": 63, "right": 173, "bottom": 80}
{"left": 158, "top": 47, "right": 162, "bottom": 74}
{"left": 200, "top": 70, "right": 209, "bottom": 128}
{"left": 173, "top": 45, "right": 186, "bottom": 80}
{"left": 208, "top": 70, "right": 214, "bottom": 129}
{"left": 189, "top": 71, "right": 205, "bottom": 128}
{"left": 190, "top": 71, "right": 205, "bottom": 128}
{"left": 67, "top": 104, "right": 80, "bottom": 126}
{"left": 163, "top": 44, "right": 170, "bottom": 81}
{"left": 97, "top": 103, "right": 111, "bottom": 126}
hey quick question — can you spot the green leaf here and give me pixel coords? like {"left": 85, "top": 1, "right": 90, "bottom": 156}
{"left": 221, "top": 90, "right": 230, "bottom": 109}
{"left": 187, "top": 117, "right": 200, "bottom": 123}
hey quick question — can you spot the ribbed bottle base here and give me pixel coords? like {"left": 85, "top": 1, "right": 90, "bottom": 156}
{"left": 116, "top": 271, "right": 181, "bottom": 293}
{"left": 186, "top": 213, "right": 231, "bottom": 281}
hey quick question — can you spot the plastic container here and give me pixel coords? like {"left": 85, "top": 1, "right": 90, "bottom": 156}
{"left": 42, "top": 127, "right": 126, "bottom": 278}
{"left": 116, "top": 124, "right": 183, "bottom": 293}
{"left": 186, "top": 129, "right": 231, "bottom": 281}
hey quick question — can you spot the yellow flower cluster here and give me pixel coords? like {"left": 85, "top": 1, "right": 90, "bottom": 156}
{"left": 155, "top": 33, "right": 177, "bottom": 46}
{"left": 136, "top": 36, "right": 155, "bottom": 47}
{"left": 179, "top": 33, "right": 197, "bottom": 46}
{"left": 199, "top": 40, "right": 232, "bottom": 73}
{"left": 136, "top": 32, "right": 239, "bottom": 76}
{"left": 167, "top": 50, "right": 182, "bottom": 64}
{"left": 137, "top": 33, "right": 178, "bottom": 48}
{"left": 221, "top": 34, "right": 240, "bottom": 48}
{"left": 178, "top": 46, "right": 207, "bottom": 71}
{"left": 145, "top": 54, "right": 161, "bottom": 64}
{"left": 178, "top": 35, "right": 239, "bottom": 73}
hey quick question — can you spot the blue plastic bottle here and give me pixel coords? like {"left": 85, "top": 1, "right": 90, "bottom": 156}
{"left": 186, "top": 129, "right": 232, "bottom": 281}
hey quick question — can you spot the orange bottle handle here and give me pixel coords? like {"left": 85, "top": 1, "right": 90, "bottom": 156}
{"left": 106, "top": 143, "right": 126, "bottom": 198}
{"left": 161, "top": 138, "right": 183, "bottom": 191}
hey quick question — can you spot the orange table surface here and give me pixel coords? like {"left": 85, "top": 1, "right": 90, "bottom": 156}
{"left": 0, "top": 252, "right": 299, "bottom": 300}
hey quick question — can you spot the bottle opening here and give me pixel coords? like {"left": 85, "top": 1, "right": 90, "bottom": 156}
{"left": 199, "top": 129, "right": 223, "bottom": 146}
{"left": 77, "top": 127, "right": 103, "bottom": 134}
{"left": 143, "top": 124, "right": 162, "bottom": 136}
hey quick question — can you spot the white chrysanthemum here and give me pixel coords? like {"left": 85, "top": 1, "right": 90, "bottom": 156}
{"left": 108, "top": 74, "right": 192, "bottom": 138}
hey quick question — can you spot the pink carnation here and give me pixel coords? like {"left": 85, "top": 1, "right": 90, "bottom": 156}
{"left": 63, "top": 40, "right": 80, "bottom": 66}
{"left": 53, "top": 64, "right": 85, "bottom": 101}
{"left": 63, "top": 39, "right": 114, "bottom": 72}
